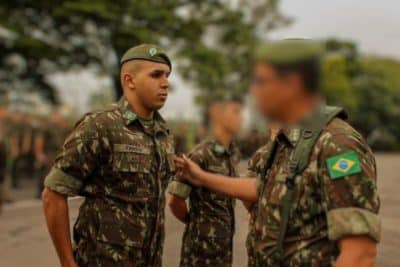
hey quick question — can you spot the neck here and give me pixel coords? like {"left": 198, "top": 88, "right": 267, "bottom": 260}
{"left": 125, "top": 93, "right": 153, "bottom": 119}
{"left": 283, "top": 94, "right": 320, "bottom": 125}
{"left": 212, "top": 124, "right": 233, "bottom": 149}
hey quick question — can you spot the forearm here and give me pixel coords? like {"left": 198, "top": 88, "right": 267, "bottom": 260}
{"left": 42, "top": 188, "right": 75, "bottom": 266}
{"left": 335, "top": 236, "right": 377, "bottom": 267}
{"left": 167, "top": 195, "right": 189, "bottom": 224}
{"left": 197, "top": 171, "right": 258, "bottom": 202}
{"left": 335, "top": 252, "right": 376, "bottom": 267}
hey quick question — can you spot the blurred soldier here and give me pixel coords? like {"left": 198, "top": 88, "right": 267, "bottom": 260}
{"left": 174, "top": 123, "right": 188, "bottom": 155}
{"left": 8, "top": 111, "right": 24, "bottom": 189}
{"left": 34, "top": 111, "right": 70, "bottom": 198}
{"left": 42, "top": 44, "right": 175, "bottom": 267}
{"left": 175, "top": 39, "right": 380, "bottom": 267}
{"left": 167, "top": 96, "right": 243, "bottom": 267}
{"left": 0, "top": 97, "right": 9, "bottom": 213}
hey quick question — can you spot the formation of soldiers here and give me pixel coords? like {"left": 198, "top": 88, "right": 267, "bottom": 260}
{"left": 0, "top": 40, "right": 380, "bottom": 267}
{"left": 0, "top": 104, "right": 71, "bottom": 209}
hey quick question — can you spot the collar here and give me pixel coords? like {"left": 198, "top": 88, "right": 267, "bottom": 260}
{"left": 276, "top": 127, "right": 301, "bottom": 147}
{"left": 208, "top": 137, "right": 236, "bottom": 156}
{"left": 118, "top": 96, "right": 169, "bottom": 133}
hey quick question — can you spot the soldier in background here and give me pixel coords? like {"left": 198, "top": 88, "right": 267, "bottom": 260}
{"left": 9, "top": 111, "right": 24, "bottom": 189}
{"left": 174, "top": 122, "right": 188, "bottom": 155}
{"left": 167, "top": 96, "right": 243, "bottom": 267}
{"left": 0, "top": 96, "right": 9, "bottom": 213}
{"left": 34, "top": 110, "right": 69, "bottom": 198}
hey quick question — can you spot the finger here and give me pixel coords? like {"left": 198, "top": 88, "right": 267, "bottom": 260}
{"left": 175, "top": 162, "right": 186, "bottom": 169}
{"left": 174, "top": 157, "right": 185, "bottom": 165}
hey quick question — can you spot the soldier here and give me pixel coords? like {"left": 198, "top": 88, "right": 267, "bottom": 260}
{"left": 34, "top": 110, "right": 70, "bottom": 198}
{"left": 175, "top": 39, "right": 380, "bottom": 267}
{"left": 0, "top": 98, "right": 9, "bottom": 213}
{"left": 42, "top": 44, "right": 175, "bottom": 267}
{"left": 167, "top": 96, "right": 243, "bottom": 267}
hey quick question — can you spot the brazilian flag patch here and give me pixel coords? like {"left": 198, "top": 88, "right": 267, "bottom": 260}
{"left": 326, "top": 150, "right": 361, "bottom": 179}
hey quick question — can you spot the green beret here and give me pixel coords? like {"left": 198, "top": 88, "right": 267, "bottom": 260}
{"left": 120, "top": 44, "right": 171, "bottom": 69}
{"left": 255, "top": 39, "right": 324, "bottom": 65}
{"left": 208, "top": 91, "right": 244, "bottom": 105}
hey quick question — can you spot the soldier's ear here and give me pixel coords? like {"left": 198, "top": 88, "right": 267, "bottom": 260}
{"left": 121, "top": 73, "right": 136, "bottom": 91}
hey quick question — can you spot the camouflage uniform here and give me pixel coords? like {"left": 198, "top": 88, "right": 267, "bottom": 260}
{"left": 44, "top": 97, "right": 175, "bottom": 267}
{"left": 0, "top": 117, "right": 7, "bottom": 209}
{"left": 245, "top": 141, "right": 275, "bottom": 267}
{"left": 168, "top": 138, "right": 240, "bottom": 267}
{"left": 36, "top": 119, "right": 70, "bottom": 198}
{"left": 248, "top": 108, "right": 380, "bottom": 266}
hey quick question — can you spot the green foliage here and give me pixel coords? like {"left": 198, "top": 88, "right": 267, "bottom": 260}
{"left": 0, "top": 0, "right": 289, "bottom": 104}
{"left": 321, "top": 39, "right": 400, "bottom": 150}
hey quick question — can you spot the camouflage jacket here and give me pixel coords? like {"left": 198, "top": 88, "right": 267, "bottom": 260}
{"left": 168, "top": 138, "right": 240, "bottom": 267}
{"left": 245, "top": 141, "right": 275, "bottom": 267}
{"left": 250, "top": 112, "right": 380, "bottom": 266}
{"left": 44, "top": 97, "right": 175, "bottom": 267}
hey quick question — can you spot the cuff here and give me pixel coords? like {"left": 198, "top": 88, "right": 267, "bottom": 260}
{"left": 44, "top": 167, "right": 83, "bottom": 196}
{"left": 167, "top": 180, "right": 192, "bottom": 199}
{"left": 327, "top": 207, "right": 381, "bottom": 242}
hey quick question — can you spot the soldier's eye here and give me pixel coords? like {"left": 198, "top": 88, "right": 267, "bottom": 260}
{"left": 150, "top": 70, "right": 164, "bottom": 78}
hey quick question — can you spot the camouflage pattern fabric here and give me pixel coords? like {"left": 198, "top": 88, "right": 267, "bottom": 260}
{"left": 44, "top": 97, "right": 175, "bottom": 267}
{"left": 169, "top": 138, "right": 240, "bottom": 267}
{"left": 245, "top": 142, "right": 275, "bottom": 267}
{"left": 250, "top": 113, "right": 380, "bottom": 266}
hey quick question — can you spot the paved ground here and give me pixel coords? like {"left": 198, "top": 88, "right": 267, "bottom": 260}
{"left": 0, "top": 153, "right": 399, "bottom": 267}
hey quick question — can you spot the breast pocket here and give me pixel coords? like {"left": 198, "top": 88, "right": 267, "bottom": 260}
{"left": 112, "top": 144, "right": 153, "bottom": 197}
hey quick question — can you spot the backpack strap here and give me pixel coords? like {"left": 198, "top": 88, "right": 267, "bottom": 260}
{"left": 274, "top": 106, "right": 347, "bottom": 264}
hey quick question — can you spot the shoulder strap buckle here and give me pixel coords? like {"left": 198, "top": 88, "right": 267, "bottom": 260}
{"left": 302, "top": 129, "right": 313, "bottom": 139}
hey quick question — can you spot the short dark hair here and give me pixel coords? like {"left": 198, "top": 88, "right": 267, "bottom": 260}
{"left": 272, "top": 58, "right": 321, "bottom": 93}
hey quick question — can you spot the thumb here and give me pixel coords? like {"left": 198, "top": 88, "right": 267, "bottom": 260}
{"left": 182, "top": 154, "right": 191, "bottom": 163}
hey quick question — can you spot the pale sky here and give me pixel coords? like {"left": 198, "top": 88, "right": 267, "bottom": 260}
{"left": 55, "top": 1, "right": 400, "bottom": 119}
{"left": 271, "top": 0, "right": 400, "bottom": 58}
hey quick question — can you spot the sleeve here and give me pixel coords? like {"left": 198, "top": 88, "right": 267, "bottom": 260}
{"left": 318, "top": 132, "right": 381, "bottom": 242}
{"left": 245, "top": 146, "right": 270, "bottom": 191}
{"left": 44, "top": 116, "right": 103, "bottom": 196}
{"left": 167, "top": 146, "right": 205, "bottom": 199}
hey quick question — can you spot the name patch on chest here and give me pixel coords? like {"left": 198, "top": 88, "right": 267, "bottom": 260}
{"left": 113, "top": 144, "right": 151, "bottom": 154}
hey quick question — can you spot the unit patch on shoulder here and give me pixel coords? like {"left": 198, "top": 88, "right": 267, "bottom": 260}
{"left": 326, "top": 150, "right": 361, "bottom": 179}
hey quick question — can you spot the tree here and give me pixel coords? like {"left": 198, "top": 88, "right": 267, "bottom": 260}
{"left": 0, "top": 0, "right": 290, "bottom": 106}
{"left": 321, "top": 38, "right": 400, "bottom": 150}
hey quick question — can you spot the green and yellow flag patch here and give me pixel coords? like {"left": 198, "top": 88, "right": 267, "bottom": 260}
{"left": 326, "top": 150, "right": 361, "bottom": 179}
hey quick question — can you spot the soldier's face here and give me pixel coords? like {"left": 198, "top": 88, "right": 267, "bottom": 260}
{"left": 250, "top": 62, "right": 299, "bottom": 121}
{"left": 133, "top": 61, "right": 171, "bottom": 110}
{"left": 217, "top": 102, "right": 243, "bottom": 135}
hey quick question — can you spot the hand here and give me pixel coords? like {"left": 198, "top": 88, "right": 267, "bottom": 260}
{"left": 174, "top": 155, "right": 204, "bottom": 187}
{"left": 62, "top": 261, "right": 78, "bottom": 267}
